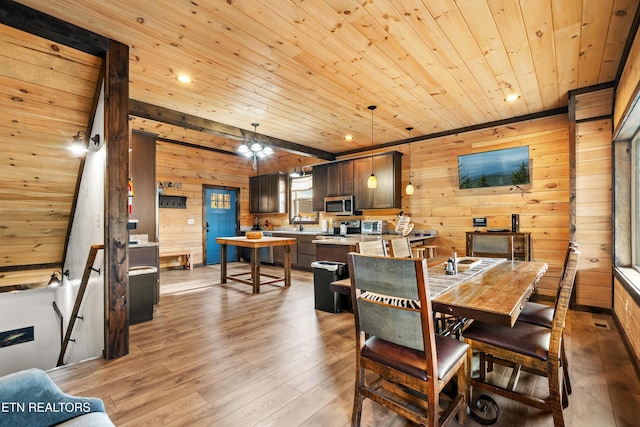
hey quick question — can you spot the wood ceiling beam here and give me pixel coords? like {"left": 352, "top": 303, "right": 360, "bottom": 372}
{"left": 129, "top": 99, "right": 336, "bottom": 161}
{"left": 0, "top": 0, "right": 108, "bottom": 57}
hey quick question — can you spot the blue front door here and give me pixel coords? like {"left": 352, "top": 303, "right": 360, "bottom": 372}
{"left": 205, "top": 188, "right": 237, "bottom": 264}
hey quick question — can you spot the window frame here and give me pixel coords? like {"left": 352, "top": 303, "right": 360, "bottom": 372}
{"left": 289, "top": 174, "right": 318, "bottom": 224}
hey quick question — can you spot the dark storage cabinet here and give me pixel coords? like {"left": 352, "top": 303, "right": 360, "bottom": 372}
{"left": 129, "top": 266, "right": 157, "bottom": 324}
{"left": 249, "top": 173, "right": 288, "bottom": 213}
{"left": 353, "top": 152, "right": 402, "bottom": 210}
{"left": 312, "top": 164, "right": 328, "bottom": 212}
{"left": 465, "top": 231, "right": 531, "bottom": 261}
{"left": 313, "top": 151, "right": 402, "bottom": 212}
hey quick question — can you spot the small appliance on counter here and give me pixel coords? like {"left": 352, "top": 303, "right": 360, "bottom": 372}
{"left": 252, "top": 216, "right": 261, "bottom": 230}
{"left": 361, "top": 220, "right": 387, "bottom": 235}
{"left": 332, "top": 220, "right": 361, "bottom": 235}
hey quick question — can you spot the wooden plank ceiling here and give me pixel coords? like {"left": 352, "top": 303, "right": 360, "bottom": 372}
{"left": 0, "top": 0, "right": 638, "bottom": 279}
{"left": 13, "top": 0, "right": 640, "bottom": 154}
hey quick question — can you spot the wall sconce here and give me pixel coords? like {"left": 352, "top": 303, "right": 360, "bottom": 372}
{"left": 88, "top": 133, "right": 102, "bottom": 151}
{"left": 68, "top": 131, "right": 88, "bottom": 155}
{"left": 289, "top": 165, "right": 310, "bottom": 178}
{"left": 48, "top": 269, "right": 70, "bottom": 287}
{"left": 68, "top": 131, "right": 102, "bottom": 154}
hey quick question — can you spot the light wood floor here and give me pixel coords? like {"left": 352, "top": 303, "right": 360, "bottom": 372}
{"left": 48, "top": 264, "right": 640, "bottom": 426}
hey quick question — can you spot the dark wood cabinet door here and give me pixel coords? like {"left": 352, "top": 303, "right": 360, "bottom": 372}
{"left": 312, "top": 164, "right": 328, "bottom": 211}
{"left": 339, "top": 161, "right": 354, "bottom": 195}
{"left": 249, "top": 176, "right": 260, "bottom": 213}
{"left": 372, "top": 152, "right": 401, "bottom": 208}
{"left": 250, "top": 173, "right": 288, "bottom": 213}
{"left": 326, "top": 162, "right": 342, "bottom": 196}
{"left": 353, "top": 157, "right": 374, "bottom": 210}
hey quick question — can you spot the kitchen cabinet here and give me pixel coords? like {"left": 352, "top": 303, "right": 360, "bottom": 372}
{"left": 272, "top": 232, "right": 298, "bottom": 266}
{"left": 465, "top": 231, "right": 531, "bottom": 261}
{"left": 312, "top": 164, "right": 328, "bottom": 212}
{"left": 296, "top": 235, "right": 317, "bottom": 270}
{"left": 353, "top": 152, "right": 402, "bottom": 210}
{"left": 326, "top": 161, "right": 353, "bottom": 196}
{"left": 249, "top": 172, "right": 288, "bottom": 213}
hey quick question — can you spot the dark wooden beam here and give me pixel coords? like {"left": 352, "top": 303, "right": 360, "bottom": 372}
{"left": 104, "top": 39, "right": 129, "bottom": 360}
{"left": 0, "top": 0, "right": 109, "bottom": 57}
{"left": 129, "top": 99, "right": 336, "bottom": 161}
{"left": 338, "top": 107, "right": 569, "bottom": 156}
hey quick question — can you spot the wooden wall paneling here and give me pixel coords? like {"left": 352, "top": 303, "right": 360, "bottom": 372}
{"left": 0, "top": 22, "right": 101, "bottom": 289}
{"left": 104, "top": 39, "right": 129, "bottom": 360}
{"left": 359, "top": 115, "right": 572, "bottom": 298}
{"left": 614, "top": 21, "right": 640, "bottom": 135}
{"left": 614, "top": 279, "right": 640, "bottom": 362}
{"left": 573, "top": 86, "right": 614, "bottom": 308}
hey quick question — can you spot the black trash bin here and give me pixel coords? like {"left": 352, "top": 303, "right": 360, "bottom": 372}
{"left": 311, "top": 261, "right": 349, "bottom": 313}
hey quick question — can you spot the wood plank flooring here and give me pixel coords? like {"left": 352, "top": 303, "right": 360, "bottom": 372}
{"left": 47, "top": 264, "right": 640, "bottom": 426}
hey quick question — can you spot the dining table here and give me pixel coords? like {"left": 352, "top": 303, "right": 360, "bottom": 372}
{"left": 216, "top": 236, "right": 297, "bottom": 293}
{"left": 331, "top": 256, "right": 548, "bottom": 327}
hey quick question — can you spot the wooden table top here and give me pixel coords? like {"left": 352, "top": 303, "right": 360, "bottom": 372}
{"left": 216, "top": 236, "right": 297, "bottom": 248}
{"left": 431, "top": 260, "right": 548, "bottom": 326}
{"left": 332, "top": 257, "right": 548, "bottom": 327}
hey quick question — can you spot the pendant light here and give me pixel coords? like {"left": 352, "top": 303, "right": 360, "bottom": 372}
{"left": 367, "top": 105, "right": 378, "bottom": 189}
{"left": 405, "top": 127, "right": 415, "bottom": 195}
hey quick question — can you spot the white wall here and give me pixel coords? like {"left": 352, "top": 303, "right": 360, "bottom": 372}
{"left": 0, "top": 288, "right": 59, "bottom": 376}
{"left": 57, "top": 83, "right": 106, "bottom": 365}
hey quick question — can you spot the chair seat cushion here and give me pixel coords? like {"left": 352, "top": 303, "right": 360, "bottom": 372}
{"left": 361, "top": 335, "right": 468, "bottom": 381}
{"left": 518, "top": 301, "right": 554, "bottom": 328}
{"left": 463, "top": 320, "right": 551, "bottom": 361}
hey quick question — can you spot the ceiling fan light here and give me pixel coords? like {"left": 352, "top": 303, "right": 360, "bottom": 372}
{"left": 367, "top": 173, "right": 378, "bottom": 189}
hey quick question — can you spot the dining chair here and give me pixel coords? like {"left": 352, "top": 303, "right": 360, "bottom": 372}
{"left": 356, "top": 240, "right": 387, "bottom": 256}
{"left": 469, "top": 233, "right": 514, "bottom": 259}
{"left": 387, "top": 237, "right": 413, "bottom": 258}
{"left": 517, "top": 242, "right": 579, "bottom": 402}
{"left": 347, "top": 253, "right": 468, "bottom": 426}
{"left": 462, "top": 245, "right": 580, "bottom": 427}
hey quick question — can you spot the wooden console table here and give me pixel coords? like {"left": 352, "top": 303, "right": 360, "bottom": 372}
{"left": 216, "top": 236, "right": 296, "bottom": 293}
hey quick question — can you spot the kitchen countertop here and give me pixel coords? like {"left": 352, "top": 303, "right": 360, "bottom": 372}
{"left": 312, "top": 233, "right": 436, "bottom": 245}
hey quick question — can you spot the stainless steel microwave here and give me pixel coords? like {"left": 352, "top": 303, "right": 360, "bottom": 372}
{"left": 324, "top": 195, "right": 354, "bottom": 216}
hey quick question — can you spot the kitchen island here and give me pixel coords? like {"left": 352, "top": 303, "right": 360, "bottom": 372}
{"left": 216, "top": 236, "right": 296, "bottom": 293}
{"left": 312, "top": 233, "right": 436, "bottom": 264}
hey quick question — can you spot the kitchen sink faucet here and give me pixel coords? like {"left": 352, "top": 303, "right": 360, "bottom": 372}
{"left": 292, "top": 215, "right": 304, "bottom": 231}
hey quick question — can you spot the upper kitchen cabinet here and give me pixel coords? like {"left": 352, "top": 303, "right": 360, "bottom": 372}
{"left": 312, "top": 164, "right": 328, "bottom": 212}
{"left": 326, "top": 161, "right": 353, "bottom": 196}
{"left": 249, "top": 172, "right": 288, "bottom": 213}
{"left": 130, "top": 131, "right": 158, "bottom": 241}
{"left": 353, "top": 152, "right": 402, "bottom": 210}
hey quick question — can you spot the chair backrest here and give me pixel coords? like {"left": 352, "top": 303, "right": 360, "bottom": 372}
{"left": 552, "top": 242, "right": 579, "bottom": 312}
{"left": 356, "top": 240, "right": 388, "bottom": 256}
{"left": 549, "top": 245, "right": 580, "bottom": 357}
{"left": 470, "top": 234, "right": 514, "bottom": 259}
{"left": 347, "top": 253, "right": 437, "bottom": 375}
{"left": 388, "top": 238, "right": 413, "bottom": 258}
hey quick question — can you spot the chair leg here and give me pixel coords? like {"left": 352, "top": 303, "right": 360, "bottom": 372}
{"left": 547, "top": 360, "right": 565, "bottom": 427}
{"left": 351, "top": 367, "right": 364, "bottom": 427}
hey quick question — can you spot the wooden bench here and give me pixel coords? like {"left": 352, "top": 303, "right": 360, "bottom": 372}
{"left": 160, "top": 251, "right": 193, "bottom": 270}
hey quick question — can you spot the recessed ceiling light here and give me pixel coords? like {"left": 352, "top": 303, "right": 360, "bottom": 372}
{"left": 505, "top": 94, "right": 520, "bottom": 102}
{"left": 176, "top": 74, "right": 192, "bottom": 83}
{"left": 345, "top": 135, "right": 353, "bottom": 141}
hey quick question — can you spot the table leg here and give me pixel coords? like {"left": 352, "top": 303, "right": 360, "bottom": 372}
{"left": 251, "top": 247, "right": 260, "bottom": 293}
{"left": 284, "top": 245, "right": 291, "bottom": 287}
{"left": 220, "top": 244, "right": 227, "bottom": 284}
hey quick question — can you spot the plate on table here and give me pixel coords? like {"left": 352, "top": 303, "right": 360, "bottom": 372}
{"left": 456, "top": 257, "right": 481, "bottom": 271}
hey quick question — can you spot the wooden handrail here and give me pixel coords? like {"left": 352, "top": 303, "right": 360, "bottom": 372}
{"left": 57, "top": 244, "right": 104, "bottom": 366}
